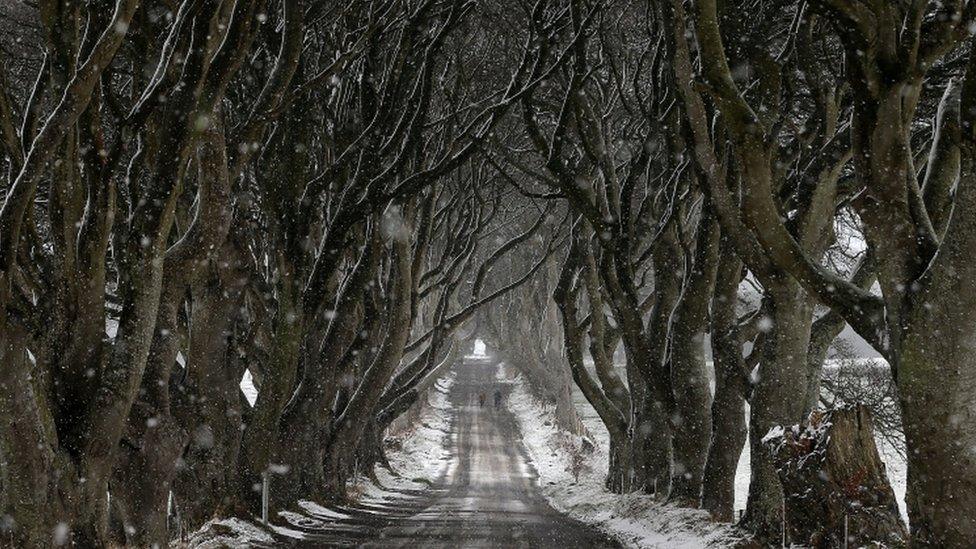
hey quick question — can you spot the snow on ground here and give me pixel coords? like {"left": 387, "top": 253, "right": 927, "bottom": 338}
{"left": 183, "top": 372, "right": 456, "bottom": 547}
{"left": 383, "top": 372, "right": 456, "bottom": 485}
{"left": 501, "top": 364, "right": 744, "bottom": 548}
{"left": 180, "top": 518, "right": 275, "bottom": 548}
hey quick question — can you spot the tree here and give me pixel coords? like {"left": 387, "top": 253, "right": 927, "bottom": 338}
{"left": 674, "top": 0, "right": 976, "bottom": 543}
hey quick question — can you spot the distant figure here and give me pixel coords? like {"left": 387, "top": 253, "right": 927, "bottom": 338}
{"left": 493, "top": 389, "right": 503, "bottom": 410}
{"left": 478, "top": 393, "right": 486, "bottom": 408}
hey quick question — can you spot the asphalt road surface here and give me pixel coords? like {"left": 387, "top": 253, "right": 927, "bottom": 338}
{"left": 279, "top": 357, "right": 620, "bottom": 548}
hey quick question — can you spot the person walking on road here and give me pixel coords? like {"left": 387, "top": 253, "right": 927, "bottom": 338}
{"left": 478, "top": 393, "right": 486, "bottom": 408}
{"left": 493, "top": 389, "right": 503, "bottom": 411}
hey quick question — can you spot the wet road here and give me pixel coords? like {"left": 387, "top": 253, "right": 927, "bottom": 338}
{"left": 279, "top": 358, "right": 620, "bottom": 548}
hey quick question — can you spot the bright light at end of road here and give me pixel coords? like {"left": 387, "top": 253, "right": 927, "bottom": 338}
{"left": 466, "top": 338, "right": 488, "bottom": 359}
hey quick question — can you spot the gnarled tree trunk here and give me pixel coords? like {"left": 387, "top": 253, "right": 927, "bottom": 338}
{"left": 668, "top": 213, "right": 719, "bottom": 504}
{"left": 741, "top": 279, "right": 815, "bottom": 541}
{"left": 701, "top": 240, "right": 747, "bottom": 520}
{"left": 766, "top": 406, "right": 907, "bottom": 548}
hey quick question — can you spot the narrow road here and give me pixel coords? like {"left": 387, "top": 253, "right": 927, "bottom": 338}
{"left": 280, "top": 357, "right": 620, "bottom": 548}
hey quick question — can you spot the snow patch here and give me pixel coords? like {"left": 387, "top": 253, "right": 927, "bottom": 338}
{"left": 268, "top": 514, "right": 306, "bottom": 540}
{"left": 761, "top": 425, "right": 785, "bottom": 444}
{"left": 383, "top": 371, "right": 456, "bottom": 485}
{"left": 179, "top": 518, "right": 273, "bottom": 548}
{"left": 297, "top": 500, "right": 351, "bottom": 520}
{"left": 277, "top": 509, "right": 327, "bottom": 530}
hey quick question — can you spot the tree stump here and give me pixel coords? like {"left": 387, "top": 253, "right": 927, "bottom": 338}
{"left": 764, "top": 405, "right": 907, "bottom": 548}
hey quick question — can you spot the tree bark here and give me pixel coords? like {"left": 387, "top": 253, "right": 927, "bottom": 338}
{"left": 668, "top": 213, "right": 719, "bottom": 505}
{"left": 741, "top": 278, "right": 815, "bottom": 541}
{"left": 766, "top": 406, "right": 907, "bottom": 548}
{"left": 701, "top": 240, "right": 748, "bottom": 521}
{"left": 606, "top": 434, "right": 635, "bottom": 493}
{"left": 897, "top": 191, "right": 976, "bottom": 545}
{"left": 110, "top": 275, "right": 186, "bottom": 544}
{"left": 172, "top": 251, "right": 250, "bottom": 532}
{"left": 237, "top": 270, "right": 303, "bottom": 510}
{"left": 0, "top": 321, "right": 70, "bottom": 547}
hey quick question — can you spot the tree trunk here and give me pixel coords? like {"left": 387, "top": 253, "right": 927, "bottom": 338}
{"left": 632, "top": 388, "right": 672, "bottom": 496}
{"left": 315, "top": 226, "right": 414, "bottom": 501}
{"left": 273, "top": 225, "right": 383, "bottom": 506}
{"left": 0, "top": 321, "right": 72, "bottom": 547}
{"left": 700, "top": 371, "right": 746, "bottom": 522}
{"left": 668, "top": 214, "right": 719, "bottom": 505}
{"left": 552, "top": 246, "right": 631, "bottom": 493}
{"left": 741, "top": 279, "right": 815, "bottom": 542}
{"left": 890, "top": 65, "right": 976, "bottom": 546}
{"left": 111, "top": 407, "right": 184, "bottom": 547}
{"left": 701, "top": 242, "right": 747, "bottom": 521}
{"left": 110, "top": 273, "right": 188, "bottom": 547}
{"left": 356, "top": 420, "right": 389, "bottom": 477}
{"left": 667, "top": 331, "right": 713, "bottom": 504}
{"left": 765, "top": 406, "right": 907, "bottom": 548}
{"left": 631, "top": 229, "right": 684, "bottom": 496}
{"left": 897, "top": 294, "right": 976, "bottom": 546}
{"left": 173, "top": 257, "right": 250, "bottom": 531}
{"left": 272, "top": 295, "right": 366, "bottom": 506}
{"left": 73, "top": 250, "right": 171, "bottom": 546}
{"left": 0, "top": 227, "right": 167, "bottom": 549}
{"left": 237, "top": 275, "right": 303, "bottom": 511}
{"left": 606, "top": 434, "right": 635, "bottom": 493}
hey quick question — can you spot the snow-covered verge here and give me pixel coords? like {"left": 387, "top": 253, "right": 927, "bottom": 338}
{"left": 180, "top": 517, "right": 275, "bottom": 548}
{"left": 383, "top": 372, "right": 456, "bottom": 485}
{"left": 180, "top": 373, "right": 456, "bottom": 547}
{"left": 504, "top": 368, "right": 744, "bottom": 549}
